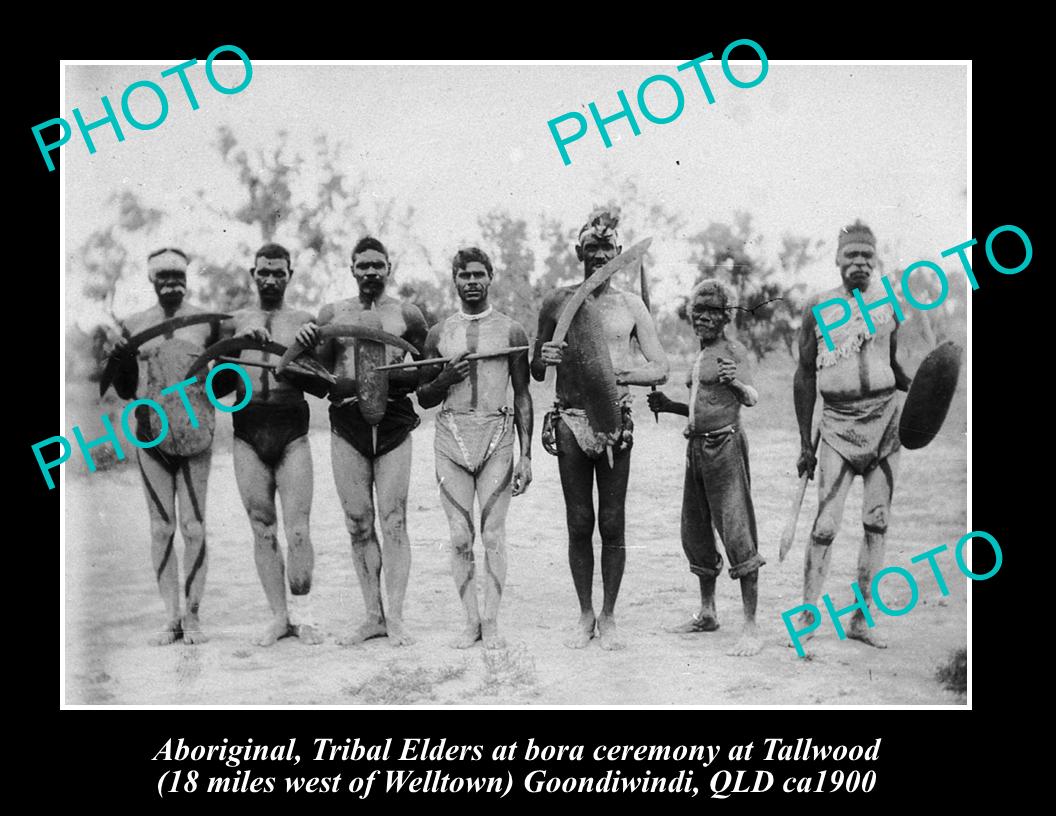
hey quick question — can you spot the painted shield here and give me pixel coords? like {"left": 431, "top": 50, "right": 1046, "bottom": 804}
{"left": 141, "top": 339, "right": 215, "bottom": 456}
{"left": 898, "top": 340, "right": 963, "bottom": 450}
{"left": 355, "top": 310, "right": 390, "bottom": 426}
{"left": 564, "top": 298, "right": 622, "bottom": 437}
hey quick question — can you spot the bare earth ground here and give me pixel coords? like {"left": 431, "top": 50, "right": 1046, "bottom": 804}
{"left": 64, "top": 358, "right": 967, "bottom": 706}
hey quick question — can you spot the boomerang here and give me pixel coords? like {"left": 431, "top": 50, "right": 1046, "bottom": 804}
{"left": 100, "top": 312, "right": 232, "bottom": 396}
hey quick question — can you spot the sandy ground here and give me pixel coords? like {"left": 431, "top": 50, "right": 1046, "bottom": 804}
{"left": 64, "top": 359, "right": 967, "bottom": 706}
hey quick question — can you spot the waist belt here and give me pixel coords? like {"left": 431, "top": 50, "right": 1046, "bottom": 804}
{"left": 684, "top": 423, "right": 738, "bottom": 441}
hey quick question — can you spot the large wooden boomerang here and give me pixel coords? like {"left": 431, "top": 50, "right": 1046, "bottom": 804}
{"left": 276, "top": 324, "right": 418, "bottom": 376}
{"left": 552, "top": 238, "right": 652, "bottom": 346}
{"left": 372, "top": 345, "right": 530, "bottom": 372}
{"left": 99, "top": 312, "right": 232, "bottom": 396}
{"left": 184, "top": 336, "right": 288, "bottom": 378}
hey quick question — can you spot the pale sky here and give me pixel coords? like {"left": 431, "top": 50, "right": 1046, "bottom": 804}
{"left": 63, "top": 62, "right": 967, "bottom": 328}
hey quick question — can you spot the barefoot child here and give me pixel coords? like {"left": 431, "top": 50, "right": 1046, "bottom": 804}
{"left": 648, "top": 279, "right": 765, "bottom": 656}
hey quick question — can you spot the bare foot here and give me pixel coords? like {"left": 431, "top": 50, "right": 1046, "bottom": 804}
{"left": 597, "top": 614, "right": 625, "bottom": 651}
{"left": 565, "top": 612, "right": 596, "bottom": 649}
{"left": 450, "top": 623, "right": 482, "bottom": 649}
{"left": 337, "top": 620, "right": 388, "bottom": 646}
{"left": 667, "top": 610, "right": 720, "bottom": 634}
{"left": 847, "top": 619, "right": 887, "bottom": 649}
{"left": 254, "top": 616, "right": 294, "bottom": 647}
{"left": 727, "top": 624, "right": 763, "bottom": 657}
{"left": 182, "top": 614, "right": 209, "bottom": 645}
{"left": 150, "top": 619, "right": 183, "bottom": 646}
{"left": 786, "top": 609, "right": 817, "bottom": 649}
{"left": 295, "top": 624, "right": 324, "bottom": 645}
{"left": 386, "top": 618, "right": 415, "bottom": 647}
{"left": 481, "top": 621, "right": 506, "bottom": 651}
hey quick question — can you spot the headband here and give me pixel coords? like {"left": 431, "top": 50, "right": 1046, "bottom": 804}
{"left": 147, "top": 250, "right": 189, "bottom": 281}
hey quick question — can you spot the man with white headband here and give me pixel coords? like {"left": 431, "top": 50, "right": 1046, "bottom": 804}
{"left": 789, "top": 220, "right": 912, "bottom": 651}
{"left": 109, "top": 247, "right": 222, "bottom": 645}
{"left": 532, "top": 208, "right": 669, "bottom": 650}
{"left": 417, "top": 247, "right": 533, "bottom": 650}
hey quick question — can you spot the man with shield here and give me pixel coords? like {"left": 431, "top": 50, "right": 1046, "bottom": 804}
{"left": 532, "top": 208, "right": 669, "bottom": 650}
{"left": 789, "top": 220, "right": 912, "bottom": 649}
{"left": 292, "top": 237, "right": 428, "bottom": 646}
{"left": 107, "top": 247, "right": 226, "bottom": 645}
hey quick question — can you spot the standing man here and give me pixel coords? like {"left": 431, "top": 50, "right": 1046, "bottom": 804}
{"left": 790, "top": 220, "right": 912, "bottom": 649}
{"left": 226, "top": 243, "right": 322, "bottom": 647}
{"left": 648, "top": 280, "right": 765, "bottom": 657}
{"left": 417, "top": 247, "right": 533, "bottom": 650}
{"left": 294, "top": 237, "right": 427, "bottom": 646}
{"left": 109, "top": 248, "right": 219, "bottom": 645}
{"left": 532, "top": 209, "right": 669, "bottom": 650}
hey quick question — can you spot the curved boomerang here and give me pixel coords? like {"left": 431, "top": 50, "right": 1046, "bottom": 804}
{"left": 184, "top": 336, "right": 288, "bottom": 379}
{"left": 100, "top": 312, "right": 232, "bottom": 396}
{"left": 276, "top": 323, "right": 418, "bottom": 375}
{"left": 552, "top": 238, "right": 652, "bottom": 346}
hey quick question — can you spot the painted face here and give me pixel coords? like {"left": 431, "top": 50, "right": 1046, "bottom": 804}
{"left": 352, "top": 248, "right": 390, "bottom": 298}
{"left": 252, "top": 256, "right": 290, "bottom": 306}
{"left": 575, "top": 234, "right": 620, "bottom": 277}
{"left": 837, "top": 241, "right": 876, "bottom": 291}
{"left": 454, "top": 261, "right": 491, "bottom": 306}
{"left": 153, "top": 269, "right": 187, "bottom": 309}
{"left": 691, "top": 292, "right": 730, "bottom": 341}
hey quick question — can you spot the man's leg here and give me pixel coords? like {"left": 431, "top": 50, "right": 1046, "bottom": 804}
{"left": 789, "top": 440, "right": 854, "bottom": 646}
{"left": 331, "top": 433, "right": 386, "bottom": 645}
{"left": 848, "top": 450, "right": 900, "bottom": 648}
{"left": 137, "top": 451, "right": 180, "bottom": 645}
{"left": 374, "top": 434, "right": 415, "bottom": 646}
{"left": 555, "top": 420, "right": 599, "bottom": 648}
{"left": 175, "top": 448, "right": 212, "bottom": 644}
{"left": 436, "top": 452, "right": 480, "bottom": 648}
{"left": 476, "top": 444, "right": 514, "bottom": 650}
{"left": 594, "top": 445, "right": 631, "bottom": 650}
{"left": 233, "top": 438, "right": 290, "bottom": 646}
{"left": 670, "top": 440, "right": 722, "bottom": 633}
{"left": 276, "top": 436, "right": 321, "bottom": 644}
{"left": 706, "top": 432, "right": 765, "bottom": 656}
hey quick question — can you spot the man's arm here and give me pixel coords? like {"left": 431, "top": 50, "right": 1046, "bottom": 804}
{"left": 720, "top": 340, "right": 758, "bottom": 407}
{"left": 391, "top": 304, "right": 428, "bottom": 391}
{"left": 616, "top": 294, "right": 669, "bottom": 386}
{"left": 890, "top": 325, "right": 912, "bottom": 392}
{"left": 793, "top": 300, "right": 819, "bottom": 477}
{"left": 531, "top": 292, "right": 561, "bottom": 382}
{"left": 510, "top": 322, "right": 534, "bottom": 495}
{"left": 414, "top": 324, "right": 452, "bottom": 409}
{"left": 110, "top": 320, "right": 138, "bottom": 400}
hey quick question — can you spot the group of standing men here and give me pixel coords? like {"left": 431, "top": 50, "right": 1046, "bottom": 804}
{"left": 107, "top": 211, "right": 910, "bottom": 658}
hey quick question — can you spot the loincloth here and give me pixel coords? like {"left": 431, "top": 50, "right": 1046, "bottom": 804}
{"left": 329, "top": 396, "right": 420, "bottom": 460}
{"left": 233, "top": 400, "right": 310, "bottom": 468}
{"left": 134, "top": 405, "right": 195, "bottom": 475}
{"left": 434, "top": 408, "right": 513, "bottom": 474}
{"left": 545, "top": 395, "right": 634, "bottom": 459}
{"left": 820, "top": 389, "right": 901, "bottom": 475}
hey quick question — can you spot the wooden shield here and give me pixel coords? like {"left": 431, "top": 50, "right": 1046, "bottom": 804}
{"left": 899, "top": 340, "right": 963, "bottom": 450}
{"left": 563, "top": 298, "right": 622, "bottom": 437}
{"left": 355, "top": 310, "right": 390, "bottom": 425}
{"left": 142, "top": 340, "right": 215, "bottom": 456}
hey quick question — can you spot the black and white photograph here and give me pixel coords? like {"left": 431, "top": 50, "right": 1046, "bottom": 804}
{"left": 58, "top": 58, "right": 970, "bottom": 707}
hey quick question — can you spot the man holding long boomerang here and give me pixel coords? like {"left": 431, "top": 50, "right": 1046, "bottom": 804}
{"left": 104, "top": 247, "right": 228, "bottom": 645}
{"left": 415, "top": 247, "right": 533, "bottom": 650}
{"left": 291, "top": 237, "right": 427, "bottom": 647}
{"left": 532, "top": 209, "right": 668, "bottom": 650}
{"left": 787, "top": 220, "right": 912, "bottom": 651}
